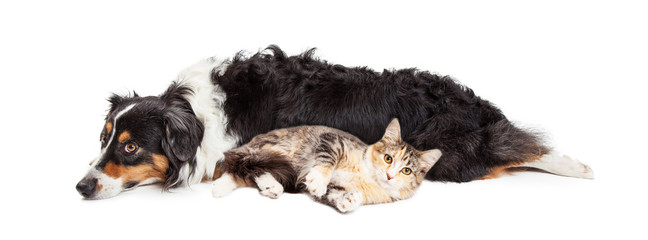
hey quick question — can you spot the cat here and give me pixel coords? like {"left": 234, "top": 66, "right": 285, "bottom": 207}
{"left": 211, "top": 119, "right": 442, "bottom": 213}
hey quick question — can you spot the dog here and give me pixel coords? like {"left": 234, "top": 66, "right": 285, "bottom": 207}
{"left": 76, "top": 45, "right": 594, "bottom": 199}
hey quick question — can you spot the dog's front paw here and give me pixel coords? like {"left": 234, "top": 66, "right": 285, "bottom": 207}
{"left": 211, "top": 174, "right": 237, "bottom": 198}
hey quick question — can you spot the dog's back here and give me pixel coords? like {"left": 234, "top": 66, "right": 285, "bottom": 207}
{"left": 214, "top": 45, "right": 590, "bottom": 182}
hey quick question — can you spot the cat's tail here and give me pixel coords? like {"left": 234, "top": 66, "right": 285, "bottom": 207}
{"left": 218, "top": 148, "right": 299, "bottom": 193}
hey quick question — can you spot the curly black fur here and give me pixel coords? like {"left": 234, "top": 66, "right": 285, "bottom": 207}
{"left": 214, "top": 45, "right": 549, "bottom": 182}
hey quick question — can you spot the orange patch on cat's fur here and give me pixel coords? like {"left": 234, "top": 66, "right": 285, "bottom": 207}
{"left": 312, "top": 165, "right": 333, "bottom": 178}
{"left": 335, "top": 146, "right": 394, "bottom": 204}
{"left": 394, "top": 147, "right": 407, "bottom": 160}
{"left": 352, "top": 180, "right": 392, "bottom": 204}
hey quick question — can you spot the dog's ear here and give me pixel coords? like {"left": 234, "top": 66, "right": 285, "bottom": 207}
{"left": 160, "top": 83, "right": 204, "bottom": 189}
{"left": 162, "top": 106, "right": 204, "bottom": 163}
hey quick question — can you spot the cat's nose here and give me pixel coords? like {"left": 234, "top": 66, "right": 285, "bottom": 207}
{"left": 386, "top": 173, "right": 394, "bottom": 180}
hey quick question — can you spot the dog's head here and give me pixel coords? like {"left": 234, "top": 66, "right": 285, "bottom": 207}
{"left": 76, "top": 83, "right": 204, "bottom": 199}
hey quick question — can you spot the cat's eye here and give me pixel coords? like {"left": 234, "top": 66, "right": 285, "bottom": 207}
{"left": 125, "top": 143, "right": 138, "bottom": 153}
{"left": 401, "top": 167, "right": 412, "bottom": 175}
{"left": 384, "top": 154, "right": 393, "bottom": 164}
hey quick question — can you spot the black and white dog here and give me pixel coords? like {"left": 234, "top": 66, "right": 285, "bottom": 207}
{"left": 76, "top": 45, "right": 594, "bottom": 199}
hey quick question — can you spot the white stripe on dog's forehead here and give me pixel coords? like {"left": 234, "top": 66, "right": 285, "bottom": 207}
{"left": 115, "top": 104, "right": 136, "bottom": 121}
{"left": 99, "top": 104, "right": 136, "bottom": 153}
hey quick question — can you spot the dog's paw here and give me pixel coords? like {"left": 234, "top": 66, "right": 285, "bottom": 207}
{"left": 304, "top": 170, "right": 328, "bottom": 198}
{"left": 336, "top": 190, "right": 363, "bottom": 213}
{"left": 211, "top": 174, "right": 237, "bottom": 198}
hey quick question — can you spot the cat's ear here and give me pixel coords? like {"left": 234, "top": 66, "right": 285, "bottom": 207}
{"left": 381, "top": 118, "right": 402, "bottom": 142}
{"left": 420, "top": 149, "right": 442, "bottom": 172}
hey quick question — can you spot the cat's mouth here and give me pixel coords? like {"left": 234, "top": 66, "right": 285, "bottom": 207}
{"left": 377, "top": 172, "right": 392, "bottom": 186}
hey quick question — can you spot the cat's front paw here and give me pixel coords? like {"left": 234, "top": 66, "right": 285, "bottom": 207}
{"left": 259, "top": 184, "right": 283, "bottom": 199}
{"left": 304, "top": 170, "right": 329, "bottom": 198}
{"left": 336, "top": 190, "right": 363, "bottom": 213}
{"left": 255, "top": 173, "right": 284, "bottom": 199}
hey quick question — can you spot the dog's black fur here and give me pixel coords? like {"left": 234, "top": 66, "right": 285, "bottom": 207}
{"left": 215, "top": 45, "right": 549, "bottom": 182}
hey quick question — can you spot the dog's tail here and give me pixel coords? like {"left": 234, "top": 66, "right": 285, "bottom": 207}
{"left": 480, "top": 120, "right": 594, "bottom": 180}
{"left": 219, "top": 148, "right": 299, "bottom": 192}
{"left": 518, "top": 152, "right": 595, "bottom": 179}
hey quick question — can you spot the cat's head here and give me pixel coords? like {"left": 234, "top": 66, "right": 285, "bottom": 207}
{"left": 366, "top": 119, "right": 442, "bottom": 197}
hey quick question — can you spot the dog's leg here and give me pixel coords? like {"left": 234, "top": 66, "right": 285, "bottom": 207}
{"left": 519, "top": 152, "right": 594, "bottom": 179}
{"left": 212, "top": 173, "right": 240, "bottom": 198}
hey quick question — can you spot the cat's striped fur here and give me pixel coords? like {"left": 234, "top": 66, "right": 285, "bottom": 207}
{"left": 211, "top": 119, "right": 442, "bottom": 212}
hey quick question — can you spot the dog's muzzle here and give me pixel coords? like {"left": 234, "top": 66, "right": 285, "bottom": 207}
{"left": 76, "top": 177, "right": 98, "bottom": 198}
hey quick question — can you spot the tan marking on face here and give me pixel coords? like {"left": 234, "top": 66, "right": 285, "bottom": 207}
{"left": 118, "top": 131, "right": 131, "bottom": 143}
{"left": 102, "top": 153, "right": 169, "bottom": 185}
{"left": 103, "top": 161, "right": 125, "bottom": 179}
{"left": 96, "top": 183, "right": 103, "bottom": 193}
{"left": 105, "top": 122, "right": 113, "bottom": 134}
{"left": 151, "top": 154, "right": 169, "bottom": 176}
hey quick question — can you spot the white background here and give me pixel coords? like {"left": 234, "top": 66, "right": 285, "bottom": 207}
{"left": 1, "top": 0, "right": 646, "bottom": 239}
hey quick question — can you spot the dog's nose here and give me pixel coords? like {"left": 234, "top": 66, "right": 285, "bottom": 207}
{"left": 76, "top": 178, "right": 97, "bottom": 198}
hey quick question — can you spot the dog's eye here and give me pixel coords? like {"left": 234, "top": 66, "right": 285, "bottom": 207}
{"left": 124, "top": 143, "right": 138, "bottom": 153}
{"left": 100, "top": 135, "right": 106, "bottom": 143}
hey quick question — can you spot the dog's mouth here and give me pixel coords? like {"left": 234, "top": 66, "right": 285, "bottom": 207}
{"left": 76, "top": 180, "right": 138, "bottom": 199}
{"left": 124, "top": 181, "right": 139, "bottom": 190}
{"left": 76, "top": 170, "right": 129, "bottom": 200}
